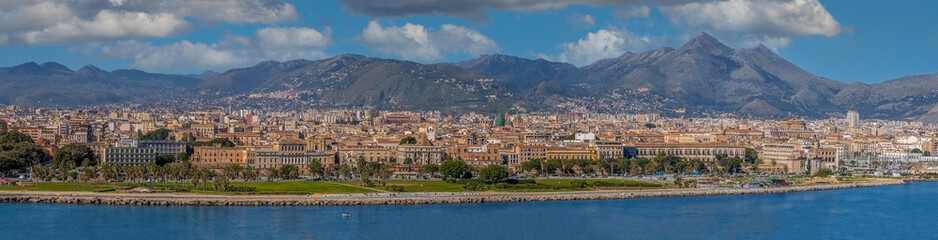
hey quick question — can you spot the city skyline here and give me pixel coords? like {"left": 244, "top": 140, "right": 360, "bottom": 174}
{"left": 0, "top": 0, "right": 935, "bottom": 83}
{"left": 2, "top": 1, "right": 936, "bottom": 239}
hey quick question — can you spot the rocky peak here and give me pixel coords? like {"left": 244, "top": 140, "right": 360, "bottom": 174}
{"left": 677, "top": 32, "right": 732, "bottom": 54}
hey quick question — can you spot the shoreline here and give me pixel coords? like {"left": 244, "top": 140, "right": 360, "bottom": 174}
{"left": 0, "top": 180, "right": 905, "bottom": 206}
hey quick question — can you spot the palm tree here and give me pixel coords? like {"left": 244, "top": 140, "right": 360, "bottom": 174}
{"left": 198, "top": 169, "right": 214, "bottom": 190}
{"left": 79, "top": 167, "right": 96, "bottom": 182}
{"left": 242, "top": 167, "right": 258, "bottom": 181}
{"left": 223, "top": 164, "right": 243, "bottom": 180}
{"left": 144, "top": 163, "right": 158, "bottom": 184}
{"left": 266, "top": 168, "right": 280, "bottom": 181}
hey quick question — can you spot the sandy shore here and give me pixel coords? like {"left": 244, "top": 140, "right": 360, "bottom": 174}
{"left": 0, "top": 180, "right": 905, "bottom": 206}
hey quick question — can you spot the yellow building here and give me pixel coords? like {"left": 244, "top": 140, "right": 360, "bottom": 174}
{"left": 546, "top": 147, "right": 596, "bottom": 160}
{"left": 191, "top": 146, "right": 253, "bottom": 169}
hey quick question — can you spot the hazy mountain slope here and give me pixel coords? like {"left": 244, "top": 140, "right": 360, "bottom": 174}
{"left": 193, "top": 54, "right": 524, "bottom": 113}
{"left": 0, "top": 62, "right": 199, "bottom": 107}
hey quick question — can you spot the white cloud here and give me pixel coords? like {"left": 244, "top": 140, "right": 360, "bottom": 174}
{"left": 0, "top": 0, "right": 298, "bottom": 46}
{"left": 568, "top": 13, "right": 596, "bottom": 29}
{"left": 92, "top": 27, "right": 330, "bottom": 71}
{"left": 360, "top": 21, "right": 499, "bottom": 62}
{"left": 436, "top": 24, "right": 500, "bottom": 56}
{"left": 174, "top": 0, "right": 298, "bottom": 24}
{"left": 615, "top": 5, "right": 650, "bottom": 18}
{"left": 543, "top": 27, "right": 656, "bottom": 66}
{"left": 340, "top": 0, "right": 841, "bottom": 51}
{"left": 127, "top": 40, "right": 248, "bottom": 71}
{"left": 256, "top": 27, "right": 331, "bottom": 50}
{"left": 660, "top": 0, "right": 841, "bottom": 48}
{"left": 581, "top": 14, "right": 595, "bottom": 26}
{"left": 20, "top": 10, "right": 192, "bottom": 45}
{"left": 0, "top": 1, "right": 74, "bottom": 33}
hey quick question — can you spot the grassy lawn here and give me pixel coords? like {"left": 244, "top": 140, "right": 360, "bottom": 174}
{"left": 0, "top": 179, "right": 667, "bottom": 194}
{"left": 0, "top": 182, "right": 117, "bottom": 192}
{"left": 372, "top": 180, "right": 469, "bottom": 192}
{"left": 229, "top": 181, "right": 379, "bottom": 194}
{"left": 534, "top": 179, "right": 662, "bottom": 188}
{"left": 489, "top": 179, "right": 666, "bottom": 192}
{"left": 344, "top": 179, "right": 665, "bottom": 193}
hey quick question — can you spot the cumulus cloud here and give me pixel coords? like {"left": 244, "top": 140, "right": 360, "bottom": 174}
{"left": 541, "top": 27, "right": 658, "bottom": 66}
{"left": 660, "top": 0, "right": 841, "bottom": 48}
{"left": 256, "top": 27, "right": 332, "bottom": 50}
{"left": 123, "top": 41, "right": 248, "bottom": 71}
{"left": 0, "top": 0, "right": 298, "bottom": 46}
{"left": 340, "top": 0, "right": 841, "bottom": 50}
{"left": 90, "top": 27, "right": 330, "bottom": 71}
{"left": 20, "top": 10, "right": 193, "bottom": 45}
{"left": 360, "top": 21, "right": 499, "bottom": 62}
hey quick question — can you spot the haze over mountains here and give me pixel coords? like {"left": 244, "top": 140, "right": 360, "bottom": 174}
{"left": 0, "top": 33, "right": 936, "bottom": 122}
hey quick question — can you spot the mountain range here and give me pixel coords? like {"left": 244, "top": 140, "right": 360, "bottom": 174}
{"left": 0, "top": 33, "right": 936, "bottom": 121}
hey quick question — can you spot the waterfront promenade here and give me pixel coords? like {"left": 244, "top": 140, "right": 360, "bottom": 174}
{"left": 0, "top": 180, "right": 904, "bottom": 206}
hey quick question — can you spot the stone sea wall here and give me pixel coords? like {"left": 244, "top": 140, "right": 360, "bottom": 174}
{"left": 0, "top": 180, "right": 905, "bottom": 207}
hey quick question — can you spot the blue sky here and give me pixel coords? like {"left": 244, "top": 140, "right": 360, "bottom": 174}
{"left": 0, "top": 0, "right": 935, "bottom": 84}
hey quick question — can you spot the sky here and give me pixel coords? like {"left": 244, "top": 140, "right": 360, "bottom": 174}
{"left": 0, "top": 0, "right": 935, "bottom": 84}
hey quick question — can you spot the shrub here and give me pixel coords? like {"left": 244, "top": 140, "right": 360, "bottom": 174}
{"left": 385, "top": 185, "right": 405, "bottom": 192}
{"left": 463, "top": 179, "right": 487, "bottom": 191}
{"left": 516, "top": 179, "right": 536, "bottom": 185}
{"left": 494, "top": 182, "right": 513, "bottom": 189}
{"left": 570, "top": 180, "right": 589, "bottom": 189}
{"left": 225, "top": 186, "right": 256, "bottom": 192}
{"left": 814, "top": 168, "right": 834, "bottom": 178}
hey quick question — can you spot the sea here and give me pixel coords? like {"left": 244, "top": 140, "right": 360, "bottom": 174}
{"left": 1, "top": 181, "right": 934, "bottom": 239}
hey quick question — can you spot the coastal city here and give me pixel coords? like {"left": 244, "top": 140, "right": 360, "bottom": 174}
{"left": 3, "top": 0, "right": 938, "bottom": 239}
{"left": 1, "top": 104, "right": 935, "bottom": 186}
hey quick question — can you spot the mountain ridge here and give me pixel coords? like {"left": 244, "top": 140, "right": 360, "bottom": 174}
{"left": 1, "top": 34, "right": 937, "bottom": 121}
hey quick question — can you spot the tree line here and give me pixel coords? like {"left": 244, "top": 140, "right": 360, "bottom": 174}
{"left": 519, "top": 149, "right": 761, "bottom": 177}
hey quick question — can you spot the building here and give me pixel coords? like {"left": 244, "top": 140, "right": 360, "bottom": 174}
{"left": 500, "top": 150, "right": 519, "bottom": 167}
{"left": 101, "top": 147, "right": 157, "bottom": 165}
{"left": 190, "top": 124, "right": 217, "bottom": 137}
{"left": 546, "top": 147, "right": 595, "bottom": 160}
{"left": 779, "top": 116, "right": 807, "bottom": 130}
{"left": 116, "top": 139, "right": 187, "bottom": 156}
{"left": 516, "top": 145, "right": 548, "bottom": 163}
{"left": 339, "top": 144, "right": 396, "bottom": 164}
{"left": 449, "top": 144, "right": 500, "bottom": 166}
{"left": 137, "top": 140, "right": 187, "bottom": 156}
{"left": 634, "top": 144, "right": 745, "bottom": 161}
{"left": 494, "top": 113, "right": 506, "bottom": 127}
{"left": 68, "top": 125, "right": 93, "bottom": 144}
{"left": 814, "top": 146, "right": 841, "bottom": 171}
{"left": 846, "top": 109, "right": 860, "bottom": 130}
{"left": 397, "top": 145, "right": 445, "bottom": 165}
{"left": 762, "top": 144, "right": 805, "bottom": 174}
{"left": 591, "top": 141, "right": 624, "bottom": 160}
{"left": 307, "top": 136, "right": 334, "bottom": 152}
{"left": 254, "top": 141, "right": 334, "bottom": 171}
{"left": 190, "top": 146, "right": 252, "bottom": 169}
{"left": 255, "top": 150, "right": 332, "bottom": 170}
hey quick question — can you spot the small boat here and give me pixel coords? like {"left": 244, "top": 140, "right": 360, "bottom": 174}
{"left": 342, "top": 213, "right": 351, "bottom": 218}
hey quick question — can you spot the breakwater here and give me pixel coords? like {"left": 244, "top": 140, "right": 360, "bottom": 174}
{"left": 0, "top": 180, "right": 904, "bottom": 206}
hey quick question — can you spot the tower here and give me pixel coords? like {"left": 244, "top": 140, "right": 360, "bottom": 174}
{"left": 846, "top": 109, "right": 859, "bottom": 130}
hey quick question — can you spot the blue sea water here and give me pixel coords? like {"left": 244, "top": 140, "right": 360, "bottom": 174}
{"left": 1, "top": 181, "right": 935, "bottom": 240}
